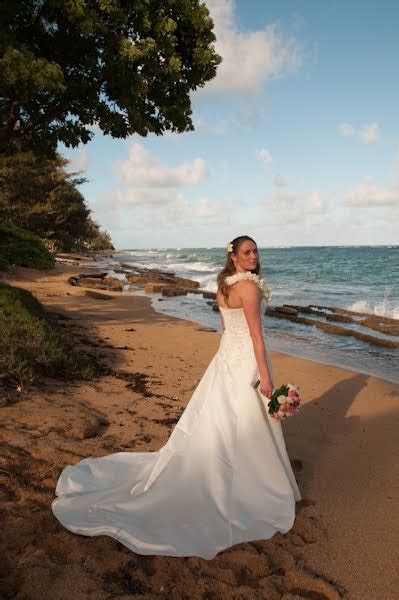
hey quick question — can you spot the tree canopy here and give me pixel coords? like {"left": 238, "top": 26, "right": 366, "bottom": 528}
{"left": 0, "top": 0, "right": 221, "bottom": 156}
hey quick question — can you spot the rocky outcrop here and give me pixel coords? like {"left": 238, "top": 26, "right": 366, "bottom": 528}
{"left": 68, "top": 273, "right": 125, "bottom": 292}
{"left": 121, "top": 264, "right": 175, "bottom": 277}
{"left": 145, "top": 283, "right": 170, "bottom": 293}
{"left": 295, "top": 304, "right": 399, "bottom": 337}
{"left": 202, "top": 291, "right": 216, "bottom": 299}
{"left": 266, "top": 305, "right": 399, "bottom": 349}
{"left": 274, "top": 305, "right": 298, "bottom": 315}
{"left": 127, "top": 272, "right": 199, "bottom": 289}
{"left": 161, "top": 287, "right": 188, "bottom": 297}
{"left": 56, "top": 252, "right": 90, "bottom": 262}
{"left": 83, "top": 290, "right": 114, "bottom": 300}
{"left": 102, "top": 275, "right": 124, "bottom": 291}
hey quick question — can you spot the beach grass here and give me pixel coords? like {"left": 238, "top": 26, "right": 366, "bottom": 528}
{"left": 0, "top": 221, "right": 54, "bottom": 271}
{"left": 0, "top": 281, "right": 95, "bottom": 386}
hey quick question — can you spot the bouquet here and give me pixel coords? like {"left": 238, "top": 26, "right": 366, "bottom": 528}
{"left": 252, "top": 381, "right": 301, "bottom": 421}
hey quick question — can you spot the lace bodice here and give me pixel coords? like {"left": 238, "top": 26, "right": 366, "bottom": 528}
{"left": 219, "top": 297, "right": 268, "bottom": 338}
{"left": 215, "top": 298, "right": 268, "bottom": 375}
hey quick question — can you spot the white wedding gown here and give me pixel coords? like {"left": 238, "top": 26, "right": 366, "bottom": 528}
{"left": 52, "top": 298, "right": 301, "bottom": 560}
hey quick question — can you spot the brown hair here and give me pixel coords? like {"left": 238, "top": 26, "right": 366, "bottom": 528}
{"left": 217, "top": 235, "right": 261, "bottom": 307}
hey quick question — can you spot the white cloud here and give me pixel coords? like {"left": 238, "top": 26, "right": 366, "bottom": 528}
{"left": 67, "top": 148, "right": 88, "bottom": 172}
{"left": 343, "top": 177, "right": 399, "bottom": 207}
{"left": 265, "top": 190, "right": 303, "bottom": 223}
{"left": 114, "top": 187, "right": 182, "bottom": 207}
{"left": 273, "top": 174, "right": 287, "bottom": 187}
{"left": 195, "top": 197, "right": 222, "bottom": 218}
{"left": 307, "top": 190, "right": 328, "bottom": 214}
{"left": 339, "top": 122, "right": 355, "bottom": 137}
{"left": 259, "top": 148, "right": 273, "bottom": 166}
{"left": 202, "top": 0, "right": 301, "bottom": 94}
{"left": 193, "top": 116, "right": 229, "bottom": 134}
{"left": 115, "top": 141, "right": 208, "bottom": 187}
{"left": 359, "top": 122, "right": 380, "bottom": 142}
{"left": 384, "top": 204, "right": 399, "bottom": 222}
{"left": 339, "top": 121, "right": 380, "bottom": 143}
{"left": 263, "top": 187, "right": 330, "bottom": 225}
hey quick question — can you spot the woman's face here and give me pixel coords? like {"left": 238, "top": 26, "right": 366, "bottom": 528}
{"left": 232, "top": 240, "right": 259, "bottom": 272}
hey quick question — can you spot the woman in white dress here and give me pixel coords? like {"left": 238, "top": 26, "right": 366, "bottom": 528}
{"left": 52, "top": 235, "right": 301, "bottom": 560}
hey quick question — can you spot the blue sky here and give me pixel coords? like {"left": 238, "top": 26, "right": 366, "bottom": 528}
{"left": 60, "top": 0, "right": 399, "bottom": 248}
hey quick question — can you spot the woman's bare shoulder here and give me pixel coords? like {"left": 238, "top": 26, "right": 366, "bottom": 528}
{"left": 235, "top": 279, "right": 261, "bottom": 294}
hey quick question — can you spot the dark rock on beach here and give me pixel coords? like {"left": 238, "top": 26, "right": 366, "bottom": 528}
{"left": 83, "top": 290, "right": 114, "bottom": 300}
{"left": 127, "top": 272, "right": 200, "bottom": 289}
{"left": 266, "top": 305, "right": 399, "bottom": 349}
{"left": 161, "top": 287, "right": 188, "bottom": 297}
{"left": 68, "top": 273, "right": 124, "bottom": 292}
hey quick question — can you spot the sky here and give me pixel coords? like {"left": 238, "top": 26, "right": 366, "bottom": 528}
{"left": 59, "top": 0, "right": 399, "bottom": 249}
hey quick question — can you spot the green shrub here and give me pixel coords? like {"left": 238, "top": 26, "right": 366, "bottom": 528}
{"left": 0, "top": 221, "right": 54, "bottom": 271}
{"left": 0, "top": 281, "right": 95, "bottom": 385}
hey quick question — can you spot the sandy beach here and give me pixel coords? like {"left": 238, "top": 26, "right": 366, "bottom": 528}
{"left": 1, "top": 262, "right": 398, "bottom": 600}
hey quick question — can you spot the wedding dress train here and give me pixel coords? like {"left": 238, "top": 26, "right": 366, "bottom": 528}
{"left": 52, "top": 298, "right": 301, "bottom": 560}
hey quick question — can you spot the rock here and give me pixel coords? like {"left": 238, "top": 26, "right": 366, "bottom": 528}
{"left": 202, "top": 291, "right": 217, "bottom": 299}
{"left": 276, "top": 305, "right": 298, "bottom": 315}
{"left": 77, "top": 277, "right": 108, "bottom": 290}
{"left": 266, "top": 307, "right": 399, "bottom": 349}
{"left": 56, "top": 252, "right": 89, "bottom": 261}
{"left": 326, "top": 314, "right": 353, "bottom": 323}
{"left": 168, "top": 275, "right": 200, "bottom": 289}
{"left": 83, "top": 290, "right": 113, "bottom": 300}
{"left": 212, "top": 302, "right": 220, "bottom": 312}
{"left": 103, "top": 275, "right": 124, "bottom": 291}
{"left": 145, "top": 283, "right": 170, "bottom": 293}
{"left": 123, "top": 264, "right": 175, "bottom": 277}
{"left": 126, "top": 272, "right": 199, "bottom": 289}
{"left": 284, "top": 304, "right": 313, "bottom": 314}
{"left": 67, "top": 276, "right": 79, "bottom": 286}
{"left": 161, "top": 287, "right": 188, "bottom": 297}
{"left": 78, "top": 272, "right": 108, "bottom": 279}
{"left": 68, "top": 275, "right": 107, "bottom": 289}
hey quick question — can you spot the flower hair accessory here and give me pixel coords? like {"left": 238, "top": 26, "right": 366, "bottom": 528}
{"left": 226, "top": 242, "right": 233, "bottom": 253}
{"left": 225, "top": 271, "right": 272, "bottom": 302}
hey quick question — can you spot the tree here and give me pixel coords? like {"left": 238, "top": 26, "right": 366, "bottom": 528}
{"left": 0, "top": 151, "right": 114, "bottom": 251}
{"left": 0, "top": 0, "right": 221, "bottom": 156}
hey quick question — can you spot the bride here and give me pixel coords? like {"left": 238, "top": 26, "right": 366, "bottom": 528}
{"left": 52, "top": 235, "right": 301, "bottom": 560}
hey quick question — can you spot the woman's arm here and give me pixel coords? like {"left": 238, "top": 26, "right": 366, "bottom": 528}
{"left": 239, "top": 281, "right": 273, "bottom": 398}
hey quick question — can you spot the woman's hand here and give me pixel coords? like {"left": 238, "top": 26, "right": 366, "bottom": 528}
{"left": 259, "top": 376, "right": 273, "bottom": 400}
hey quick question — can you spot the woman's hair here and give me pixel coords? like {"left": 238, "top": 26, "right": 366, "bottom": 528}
{"left": 217, "top": 235, "right": 260, "bottom": 306}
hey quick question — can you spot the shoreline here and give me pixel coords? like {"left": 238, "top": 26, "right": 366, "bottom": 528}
{"left": 1, "top": 262, "right": 398, "bottom": 599}
{"left": 133, "top": 287, "right": 399, "bottom": 386}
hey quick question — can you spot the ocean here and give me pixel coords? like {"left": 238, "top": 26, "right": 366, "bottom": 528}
{"left": 109, "top": 246, "right": 399, "bottom": 384}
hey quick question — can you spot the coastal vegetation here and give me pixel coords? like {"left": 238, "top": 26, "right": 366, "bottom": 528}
{"left": 0, "top": 151, "right": 113, "bottom": 255}
{"left": 0, "top": 0, "right": 220, "bottom": 386}
{"left": 0, "top": 221, "right": 54, "bottom": 271}
{"left": 0, "top": 281, "right": 95, "bottom": 386}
